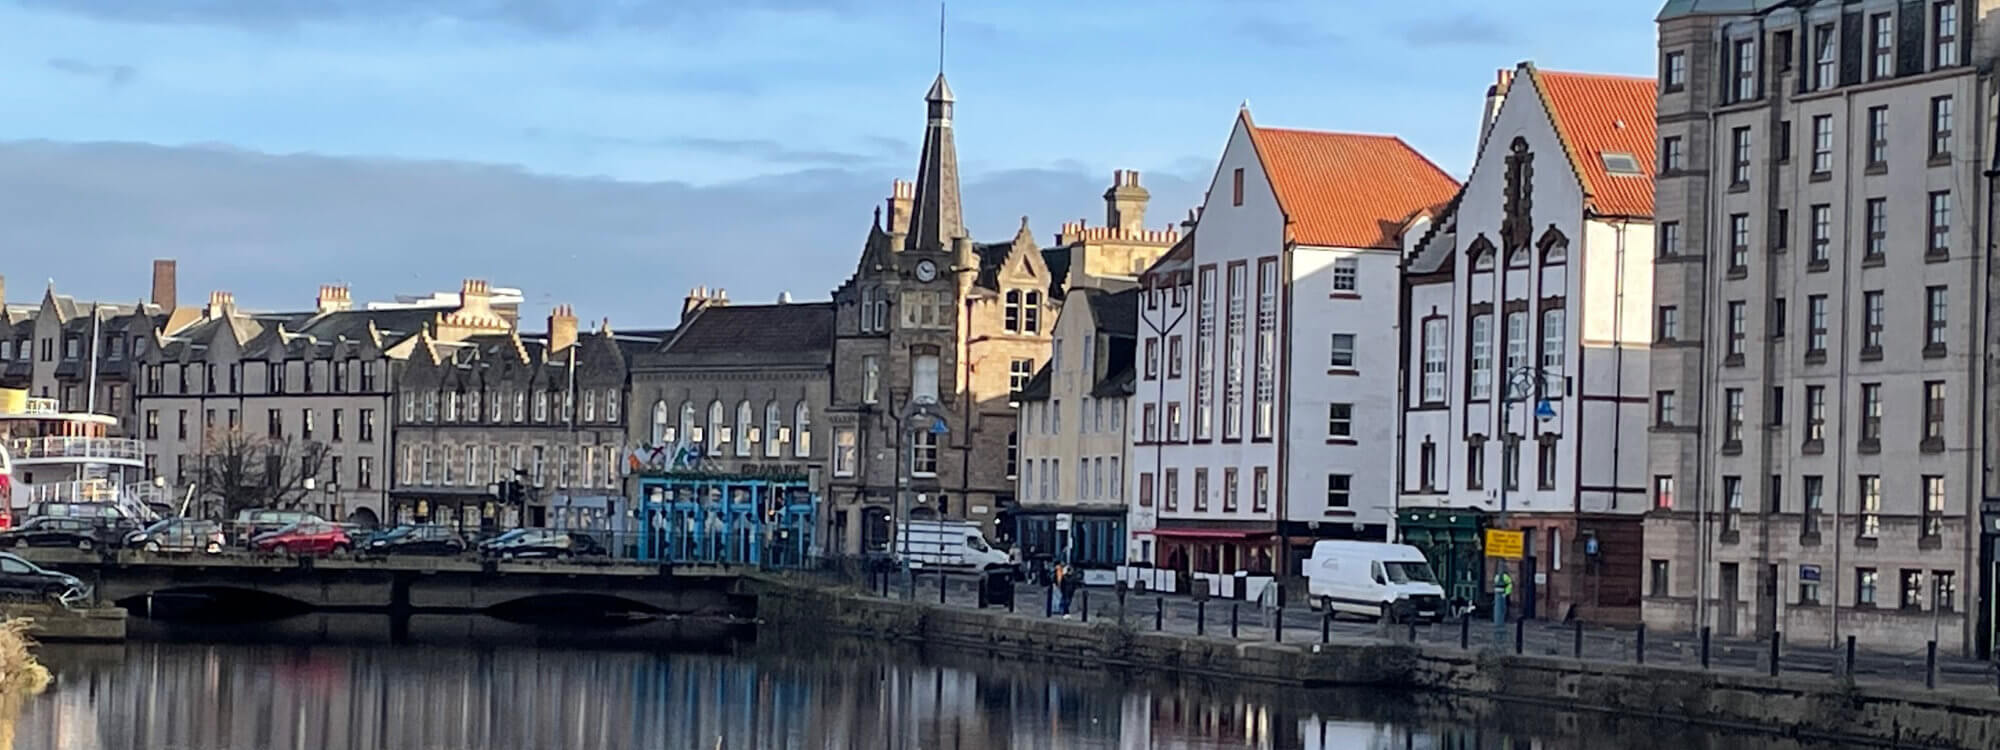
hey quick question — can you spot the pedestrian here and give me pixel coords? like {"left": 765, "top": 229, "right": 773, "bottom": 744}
{"left": 1058, "top": 563, "right": 1083, "bottom": 619}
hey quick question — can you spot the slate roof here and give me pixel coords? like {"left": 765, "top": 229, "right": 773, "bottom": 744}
{"left": 1527, "top": 67, "right": 1659, "bottom": 218}
{"left": 1244, "top": 114, "right": 1460, "bottom": 249}
{"left": 971, "top": 241, "right": 1016, "bottom": 291}
{"left": 1657, "top": 0, "right": 1794, "bottom": 20}
{"left": 655, "top": 303, "right": 834, "bottom": 367}
{"left": 1013, "top": 365, "right": 1052, "bottom": 402}
{"left": 1040, "top": 246, "right": 1074, "bottom": 299}
{"left": 1087, "top": 288, "right": 1140, "bottom": 338}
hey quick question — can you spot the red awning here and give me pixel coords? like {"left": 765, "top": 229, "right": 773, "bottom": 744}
{"left": 1149, "top": 528, "right": 1274, "bottom": 540}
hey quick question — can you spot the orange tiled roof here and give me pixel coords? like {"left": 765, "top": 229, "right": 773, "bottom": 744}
{"left": 1244, "top": 115, "right": 1460, "bottom": 249}
{"left": 1528, "top": 67, "right": 1658, "bottom": 218}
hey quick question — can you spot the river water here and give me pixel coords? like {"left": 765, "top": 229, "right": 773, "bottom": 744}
{"left": 7, "top": 614, "right": 1856, "bottom": 750}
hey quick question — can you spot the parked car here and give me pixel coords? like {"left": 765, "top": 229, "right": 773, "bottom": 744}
{"left": 232, "top": 509, "right": 325, "bottom": 542}
{"left": 126, "top": 518, "right": 228, "bottom": 554}
{"left": 0, "top": 516, "right": 126, "bottom": 551}
{"left": 478, "top": 529, "right": 605, "bottom": 560}
{"left": 0, "top": 552, "right": 89, "bottom": 606}
{"left": 364, "top": 525, "right": 467, "bottom": 557}
{"left": 252, "top": 520, "right": 351, "bottom": 557}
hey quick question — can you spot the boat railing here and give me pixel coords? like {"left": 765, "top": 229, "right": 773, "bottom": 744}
{"left": 3, "top": 436, "right": 146, "bottom": 463}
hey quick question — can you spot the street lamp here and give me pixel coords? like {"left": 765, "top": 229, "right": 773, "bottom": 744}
{"left": 1493, "top": 365, "right": 1560, "bottom": 628}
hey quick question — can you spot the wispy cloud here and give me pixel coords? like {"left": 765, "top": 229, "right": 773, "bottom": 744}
{"left": 44, "top": 57, "right": 137, "bottom": 88}
{"left": 1400, "top": 13, "right": 1511, "bottom": 48}
{"left": 16, "top": 0, "right": 871, "bottom": 34}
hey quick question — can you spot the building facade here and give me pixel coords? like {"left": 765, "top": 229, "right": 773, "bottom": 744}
{"left": 1644, "top": 0, "right": 1997, "bottom": 654}
{"left": 1399, "top": 64, "right": 1658, "bottom": 622}
{"left": 1132, "top": 109, "right": 1459, "bottom": 582}
{"left": 0, "top": 260, "right": 186, "bottom": 442}
{"left": 1013, "top": 288, "right": 1138, "bottom": 570}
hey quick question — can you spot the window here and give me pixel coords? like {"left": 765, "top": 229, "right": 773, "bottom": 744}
{"left": 1732, "top": 38, "right": 1757, "bottom": 101}
{"left": 1223, "top": 264, "right": 1246, "bottom": 440}
{"left": 1871, "top": 13, "right": 1894, "bottom": 79}
{"left": 1857, "top": 569, "right": 1878, "bottom": 607}
{"left": 1935, "top": 570, "right": 1958, "bottom": 612}
{"left": 1804, "top": 475, "right": 1824, "bottom": 519}
{"left": 1503, "top": 312, "right": 1527, "bottom": 397}
{"left": 1662, "top": 50, "right": 1686, "bottom": 91}
{"left": 1929, "top": 191, "right": 1952, "bottom": 257}
{"left": 1860, "top": 383, "right": 1883, "bottom": 442}
{"left": 1253, "top": 258, "right": 1277, "bottom": 439}
{"left": 1539, "top": 309, "right": 1564, "bottom": 391}
{"left": 300, "top": 409, "right": 315, "bottom": 441}
{"left": 1052, "top": 399, "right": 1063, "bottom": 434}
{"left": 1231, "top": 167, "right": 1244, "bottom": 206}
{"left": 267, "top": 409, "right": 283, "bottom": 438}
{"left": 1924, "top": 475, "right": 1946, "bottom": 537}
{"left": 1924, "top": 380, "right": 1947, "bottom": 444}
{"left": 1724, "top": 389, "right": 1744, "bottom": 443}
{"left": 1166, "top": 401, "right": 1182, "bottom": 441}
{"left": 1656, "top": 391, "right": 1677, "bottom": 427}
{"left": 144, "top": 409, "right": 158, "bottom": 439}
{"left": 1468, "top": 314, "right": 1493, "bottom": 399}
{"left": 1772, "top": 297, "right": 1787, "bottom": 339}
{"left": 532, "top": 391, "right": 548, "bottom": 423}
{"left": 1163, "top": 468, "right": 1178, "bottom": 511}
{"left": 1726, "top": 301, "right": 1746, "bottom": 358}
{"left": 1807, "top": 295, "right": 1828, "bottom": 354}
{"left": 1138, "top": 472, "right": 1154, "bottom": 508}
{"left": 1419, "top": 439, "right": 1437, "bottom": 489}
{"left": 1659, "top": 221, "right": 1681, "bottom": 257}
{"left": 861, "top": 355, "right": 880, "bottom": 404}
{"left": 1326, "top": 474, "right": 1351, "bottom": 509}
{"left": 1467, "top": 438, "right": 1486, "bottom": 490}
{"left": 1776, "top": 123, "right": 1792, "bottom": 163}
{"left": 1222, "top": 467, "right": 1237, "bottom": 511}
{"left": 1859, "top": 475, "right": 1882, "bottom": 538}
{"left": 1193, "top": 468, "right": 1208, "bottom": 512}
{"left": 1660, "top": 136, "right": 1684, "bottom": 172}
{"left": 1331, "top": 257, "right": 1358, "bottom": 292}
{"left": 1864, "top": 199, "right": 1886, "bottom": 260}
{"left": 1329, "top": 333, "right": 1356, "bottom": 369}
{"left": 1935, "top": 0, "right": 1959, "bottom": 68}
{"left": 1141, "top": 403, "right": 1157, "bottom": 442}
{"left": 1730, "top": 127, "right": 1752, "bottom": 184}
{"left": 1194, "top": 267, "right": 1216, "bottom": 441}
{"left": 1537, "top": 440, "right": 1557, "bottom": 490}
{"left": 421, "top": 445, "right": 436, "bottom": 485}
{"left": 1722, "top": 476, "right": 1743, "bottom": 530}
{"left": 1003, "top": 290, "right": 1022, "bottom": 333}
{"left": 1769, "top": 386, "right": 1784, "bottom": 426}
{"left": 912, "top": 353, "right": 940, "bottom": 404}
{"left": 1167, "top": 336, "right": 1183, "bottom": 379}
{"left": 706, "top": 400, "right": 725, "bottom": 455}
{"left": 1812, "top": 23, "right": 1835, "bottom": 90}
{"left": 1926, "top": 286, "right": 1948, "bottom": 349}
{"left": 900, "top": 290, "right": 949, "bottom": 330}
{"left": 442, "top": 444, "right": 456, "bottom": 486}
{"left": 1143, "top": 339, "right": 1159, "bottom": 380}
{"left": 1252, "top": 466, "right": 1267, "bottom": 513}
{"left": 580, "top": 391, "right": 595, "bottom": 422}
{"left": 1023, "top": 292, "right": 1042, "bottom": 334}
{"left": 1805, "top": 386, "right": 1826, "bottom": 442}
{"left": 1799, "top": 570, "right": 1820, "bottom": 605}
{"left": 910, "top": 430, "right": 938, "bottom": 477}
{"left": 1866, "top": 106, "right": 1888, "bottom": 166}
{"left": 359, "top": 409, "right": 374, "bottom": 442}
{"left": 1501, "top": 437, "right": 1519, "bottom": 491}
{"left": 357, "top": 456, "right": 374, "bottom": 489}
{"left": 1328, "top": 403, "right": 1353, "bottom": 438}
{"left": 1650, "top": 560, "right": 1670, "bottom": 598}
{"left": 760, "top": 402, "right": 783, "bottom": 458}
{"left": 1420, "top": 318, "right": 1447, "bottom": 403}
{"left": 1811, "top": 116, "right": 1832, "bottom": 175}
{"left": 1657, "top": 306, "right": 1680, "bottom": 342}
{"left": 1931, "top": 96, "right": 1954, "bottom": 159}
{"left": 829, "top": 429, "right": 857, "bottom": 477}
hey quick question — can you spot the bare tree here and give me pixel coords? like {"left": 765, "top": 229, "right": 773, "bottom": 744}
{"left": 193, "top": 427, "right": 329, "bottom": 518}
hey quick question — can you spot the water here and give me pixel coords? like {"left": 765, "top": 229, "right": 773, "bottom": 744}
{"left": 9, "top": 615, "right": 1859, "bottom": 750}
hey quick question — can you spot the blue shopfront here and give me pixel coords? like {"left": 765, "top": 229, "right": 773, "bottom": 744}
{"left": 635, "top": 471, "right": 819, "bottom": 568}
{"left": 1010, "top": 508, "right": 1126, "bottom": 569}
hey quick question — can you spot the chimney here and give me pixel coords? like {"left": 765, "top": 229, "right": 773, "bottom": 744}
{"left": 1104, "top": 169, "right": 1151, "bottom": 235}
{"left": 1180, "top": 208, "right": 1200, "bottom": 234}
{"left": 885, "top": 180, "right": 915, "bottom": 239}
{"left": 680, "top": 286, "right": 732, "bottom": 324}
{"left": 151, "top": 259, "right": 177, "bottom": 313}
{"left": 1480, "top": 68, "right": 1515, "bottom": 153}
{"left": 205, "top": 291, "right": 235, "bottom": 319}
{"left": 547, "top": 304, "right": 578, "bottom": 353}
{"left": 777, "top": 291, "right": 793, "bottom": 304}
{"left": 0, "top": 274, "right": 7, "bottom": 310}
{"left": 316, "top": 284, "right": 352, "bottom": 314}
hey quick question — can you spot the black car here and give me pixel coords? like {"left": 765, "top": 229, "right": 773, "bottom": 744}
{"left": 479, "top": 530, "right": 607, "bottom": 560}
{"left": 0, "top": 516, "right": 125, "bottom": 551}
{"left": 0, "top": 552, "right": 90, "bottom": 605}
{"left": 364, "top": 526, "right": 468, "bottom": 557}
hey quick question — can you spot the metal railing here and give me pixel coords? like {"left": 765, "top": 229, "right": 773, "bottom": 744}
{"left": 24, "top": 480, "right": 123, "bottom": 504}
{"left": 5, "top": 436, "right": 145, "bottom": 463}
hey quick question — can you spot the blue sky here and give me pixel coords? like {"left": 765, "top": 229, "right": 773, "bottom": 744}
{"left": 0, "top": 0, "right": 1656, "bottom": 325}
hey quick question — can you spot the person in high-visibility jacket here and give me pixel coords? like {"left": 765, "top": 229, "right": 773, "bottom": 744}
{"left": 1492, "top": 569, "right": 1514, "bottom": 626}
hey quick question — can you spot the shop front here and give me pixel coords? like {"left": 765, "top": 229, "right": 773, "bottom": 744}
{"left": 1397, "top": 508, "right": 1490, "bottom": 610}
{"left": 386, "top": 486, "right": 525, "bottom": 539}
{"left": 635, "top": 471, "right": 818, "bottom": 568}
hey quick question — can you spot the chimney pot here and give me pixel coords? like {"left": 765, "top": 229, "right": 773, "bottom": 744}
{"left": 150, "top": 259, "right": 177, "bottom": 314}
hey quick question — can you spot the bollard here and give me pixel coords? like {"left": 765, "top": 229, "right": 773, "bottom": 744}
{"left": 1926, "top": 641, "right": 1938, "bottom": 689}
{"left": 977, "top": 577, "right": 988, "bottom": 609}
{"left": 1081, "top": 591, "right": 1090, "bottom": 623}
{"left": 1636, "top": 624, "right": 1646, "bottom": 664}
{"left": 1197, "top": 601, "right": 1206, "bottom": 636}
{"left": 1046, "top": 586, "right": 1055, "bottom": 618}
{"left": 1845, "top": 635, "right": 1857, "bottom": 676}
{"left": 939, "top": 573, "right": 947, "bottom": 605}
{"left": 1407, "top": 619, "right": 1417, "bottom": 645}
{"left": 1700, "top": 627, "right": 1711, "bottom": 670}
{"left": 1460, "top": 614, "right": 1470, "bottom": 650}
{"left": 1007, "top": 581, "right": 1016, "bottom": 614}
{"left": 1276, "top": 606, "right": 1285, "bottom": 643}
{"left": 1324, "top": 612, "right": 1333, "bottom": 645}
{"left": 1573, "top": 620, "right": 1583, "bottom": 659}
{"left": 1156, "top": 598, "right": 1165, "bottom": 631}
{"left": 1769, "top": 631, "right": 1781, "bottom": 677}
{"left": 1514, "top": 618, "right": 1525, "bottom": 654}
{"left": 1231, "top": 604, "right": 1240, "bottom": 639}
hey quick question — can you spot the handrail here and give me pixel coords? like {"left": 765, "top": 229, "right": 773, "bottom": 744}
{"left": 3, "top": 436, "right": 145, "bottom": 462}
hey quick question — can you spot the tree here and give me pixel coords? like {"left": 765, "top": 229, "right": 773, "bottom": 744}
{"left": 193, "top": 427, "right": 330, "bottom": 519}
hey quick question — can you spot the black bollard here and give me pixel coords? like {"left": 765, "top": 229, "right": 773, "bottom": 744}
{"left": 1275, "top": 606, "right": 1284, "bottom": 643}
{"left": 1926, "top": 641, "right": 1938, "bottom": 689}
{"left": 1007, "top": 581, "right": 1016, "bottom": 613}
{"left": 1700, "top": 627, "right": 1711, "bottom": 669}
{"left": 1324, "top": 612, "right": 1333, "bottom": 645}
{"left": 977, "top": 577, "right": 988, "bottom": 609}
{"left": 1845, "top": 635, "right": 1856, "bottom": 676}
{"left": 1573, "top": 620, "right": 1583, "bottom": 659}
{"left": 1769, "top": 631, "right": 1781, "bottom": 677}
{"left": 1197, "top": 600, "right": 1206, "bottom": 636}
{"left": 1231, "top": 604, "right": 1240, "bottom": 639}
{"left": 1156, "top": 597, "right": 1165, "bottom": 631}
{"left": 1407, "top": 618, "right": 1417, "bottom": 645}
{"left": 1460, "top": 614, "right": 1470, "bottom": 650}
{"left": 1081, "top": 591, "right": 1090, "bottom": 623}
{"left": 939, "top": 573, "right": 947, "bottom": 605}
{"left": 1045, "top": 586, "right": 1054, "bottom": 618}
{"left": 1514, "top": 618, "right": 1525, "bottom": 654}
{"left": 1636, "top": 624, "right": 1646, "bottom": 664}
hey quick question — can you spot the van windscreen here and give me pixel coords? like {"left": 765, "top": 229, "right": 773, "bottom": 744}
{"left": 1383, "top": 561, "right": 1437, "bottom": 584}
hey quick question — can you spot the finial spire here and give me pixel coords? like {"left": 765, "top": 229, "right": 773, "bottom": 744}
{"left": 938, "top": 2, "right": 947, "bottom": 75}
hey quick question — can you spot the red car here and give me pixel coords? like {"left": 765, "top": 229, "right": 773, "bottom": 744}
{"left": 252, "top": 520, "right": 352, "bottom": 557}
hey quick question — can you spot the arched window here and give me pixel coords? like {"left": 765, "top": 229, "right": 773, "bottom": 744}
{"left": 1539, "top": 226, "right": 1570, "bottom": 265}
{"left": 707, "top": 400, "right": 725, "bottom": 455}
{"left": 735, "top": 400, "right": 754, "bottom": 456}
{"left": 651, "top": 400, "right": 670, "bottom": 444}
{"left": 1004, "top": 290, "right": 1023, "bottom": 332}
{"left": 1024, "top": 292, "right": 1043, "bottom": 333}
{"left": 679, "top": 402, "right": 696, "bottom": 444}
{"left": 794, "top": 400, "right": 812, "bottom": 457}
{"left": 1469, "top": 235, "right": 1496, "bottom": 271}
{"left": 764, "top": 401, "right": 783, "bottom": 457}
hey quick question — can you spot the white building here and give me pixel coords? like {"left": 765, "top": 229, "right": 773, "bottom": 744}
{"left": 1013, "top": 288, "right": 1138, "bottom": 570}
{"left": 1398, "top": 64, "right": 1658, "bottom": 622}
{"left": 1132, "top": 108, "right": 1459, "bottom": 583}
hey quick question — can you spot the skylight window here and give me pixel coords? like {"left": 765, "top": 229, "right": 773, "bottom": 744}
{"left": 1601, "top": 152, "right": 1643, "bottom": 175}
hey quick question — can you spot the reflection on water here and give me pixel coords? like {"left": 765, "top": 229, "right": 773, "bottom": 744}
{"left": 8, "top": 615, "right": 1857, "bottom": 750}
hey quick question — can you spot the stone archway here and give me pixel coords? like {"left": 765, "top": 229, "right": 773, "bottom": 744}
{"left": 345, "top": 506, "right": 382, "bottom": 529}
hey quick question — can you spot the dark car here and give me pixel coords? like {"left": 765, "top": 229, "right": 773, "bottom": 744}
{"left": 125, "top": 518, "right": 228, "bottom": 554}
{"left": 364, "top": 526, "right": 468, "bottom": 557}
{"left": 232, "top": 509, "right": 325, "bottom": 542}
{"left": 0, "top": 552, "right": 90, "bottom": 606}
{"left": 0, "top": 516, "right": 119, "bottom": 551}
{"left": 479, "top": 530, "right": 605, "bottom": 560}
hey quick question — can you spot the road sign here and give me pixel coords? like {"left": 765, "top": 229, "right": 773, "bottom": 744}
{"left": 1484, "top": 529, "right": 1525, "bottom": 560}
{"left": 1055, "top": 513, "right": 1073, "bottom": 531}
{"left": 1534, "top": 399, "right": 1557, "bottom": 422}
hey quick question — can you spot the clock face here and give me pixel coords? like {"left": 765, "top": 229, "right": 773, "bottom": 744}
{"left": 914, "top": 260, "right": 938, "bottom": 282}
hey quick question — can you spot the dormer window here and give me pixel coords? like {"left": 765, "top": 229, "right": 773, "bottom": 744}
{"left": 1601, "top": 152, "right": 1642, "bottom": 176}
{"left": 1004, "top": 290, "right": 1023, "bottom": 333}
{"left": 1023, "top": 291, "right": 1042, "bottom": 333}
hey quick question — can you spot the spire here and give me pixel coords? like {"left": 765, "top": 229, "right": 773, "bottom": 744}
{"left": 906, "top": 73, "right": 964, "bottom": 254}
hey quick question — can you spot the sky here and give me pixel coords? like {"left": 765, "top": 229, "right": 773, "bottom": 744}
{"left": 0, "top": 0, "right": 1657, "bottom": 326}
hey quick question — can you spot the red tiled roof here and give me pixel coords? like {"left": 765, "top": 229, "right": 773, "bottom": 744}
{"left": 1528, "top": 68, "right": 1658, "bottom": 218}
{"left": 1244, "top": 115, "right": 1460, "bottom": 249}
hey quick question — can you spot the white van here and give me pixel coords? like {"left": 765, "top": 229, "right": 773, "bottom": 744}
{"left": 1304, "top": 541, "right": 1447, "bottom": 622}
{"left": 893, "top": 520, "right": 1010, "bottom": 569}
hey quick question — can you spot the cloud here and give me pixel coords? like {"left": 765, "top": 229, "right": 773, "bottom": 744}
{"left": 1399, "top": 13, "right": 1510, "bottom": 48}
{"left": 16, "top": 0, "right": 870, "bottom": 34}
{"left": 0, "top": 140, "right": 1203, "bottom": 324}
{"left": 44, "top": 57, "right": 137, "bottom": 88}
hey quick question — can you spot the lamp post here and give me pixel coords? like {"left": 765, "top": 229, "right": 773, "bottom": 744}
{"left": 1494, "top": 365, "right": 1558, "bottom": 628}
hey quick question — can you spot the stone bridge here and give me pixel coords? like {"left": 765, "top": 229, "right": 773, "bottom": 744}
{"left": 15, "top": 550, "right": 754, "bottom": 617}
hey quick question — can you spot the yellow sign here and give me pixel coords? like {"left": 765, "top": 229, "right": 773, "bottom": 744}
{"left": 1485, "top": 529, "right": 1525, "bottom": 560}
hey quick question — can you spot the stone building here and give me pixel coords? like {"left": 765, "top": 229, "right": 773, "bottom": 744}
{"left": 1044, "top": 170, "right": 1183, "bottom": 295}
{"left": 1012, "top": 288, "right": 1138, "bottom": 571}
{"left": 392, "top": 303, "right": 665, "bottom": 532}
{"left": 0, "top": 260, "right": 189, "bottom": 441}
{"left": 1644, "top": 0, "right": 1997, "bottom": 655}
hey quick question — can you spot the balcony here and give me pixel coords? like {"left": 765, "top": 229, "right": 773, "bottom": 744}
{"left": 5, "top": 436, "right": 145, "bottom": 464}
{"left": 22, "top": 479, "right": 122, "bottom": 504}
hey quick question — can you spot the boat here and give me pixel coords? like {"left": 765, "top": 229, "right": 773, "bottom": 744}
{"left": 0, "top": 387, "right": 161, "bottom": 526}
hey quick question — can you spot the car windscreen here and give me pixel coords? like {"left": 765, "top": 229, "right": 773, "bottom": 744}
{"left": 1384, "top": 561, "right": 1438, "bottom": 584}
{"left": 141, "top": 519, "right": 176, "bottom": 534}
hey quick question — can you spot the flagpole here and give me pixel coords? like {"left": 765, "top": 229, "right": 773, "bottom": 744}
{"left": 85, "top": 305, "right": 101, "bottom": 413}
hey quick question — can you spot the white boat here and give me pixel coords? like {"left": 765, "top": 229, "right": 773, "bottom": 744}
{"left": 0, "top": 387, "right": 160, "bottom": 526}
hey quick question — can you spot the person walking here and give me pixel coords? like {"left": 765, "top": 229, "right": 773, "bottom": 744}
{"left": 1058, "top": 563, "right": 1083, "bottom": 619}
